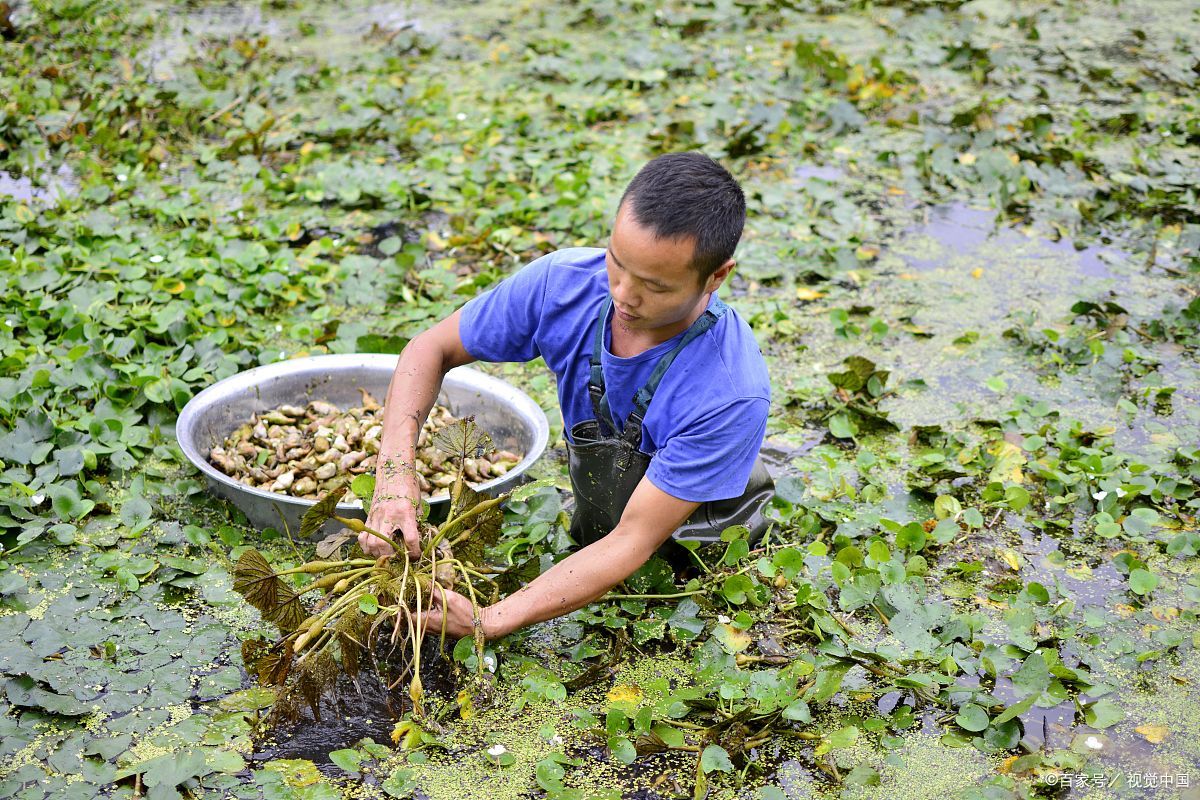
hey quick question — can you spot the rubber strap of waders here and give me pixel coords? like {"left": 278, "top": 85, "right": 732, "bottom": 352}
{"left": 587, "top": 297, "right": 619, "bottom": 436}
{"left": 630, "top": 297, "right": 729, "bottom": 416}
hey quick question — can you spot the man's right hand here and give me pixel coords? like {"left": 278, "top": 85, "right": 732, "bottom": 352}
{"left": 360, "top": 309, "right": 475, "bottom": 561}
{"left": 363, "top": 496, "right": 422, "bottom": 559}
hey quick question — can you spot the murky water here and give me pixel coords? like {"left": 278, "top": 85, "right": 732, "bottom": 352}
{"left": 900, "top": 204, "right": 1117, "bottom": 279}
{"left": 0, "top": 164, "right": 77, "bottom": 205}
{"left": 248, "top": 639, "right": 459, "bottom": 774}
{"left": 143, "top": 0, "right": 435, "bottom": 80}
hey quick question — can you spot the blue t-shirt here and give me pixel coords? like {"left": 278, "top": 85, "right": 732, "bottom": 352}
{"left": 458, "top": 247, "right": 770, "bottom": 503}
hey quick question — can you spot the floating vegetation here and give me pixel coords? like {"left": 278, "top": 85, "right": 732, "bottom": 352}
{"left": 1, "top": 0, "right": 1197, "bottom": 798}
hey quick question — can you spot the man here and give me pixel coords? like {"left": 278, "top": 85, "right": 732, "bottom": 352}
{"left": 361, "top": 151, "right": 773, "bottom": 640}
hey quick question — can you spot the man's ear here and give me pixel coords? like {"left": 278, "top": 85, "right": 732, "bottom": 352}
{"left": 703, "top": 258, "right": 736, "bottom": 293}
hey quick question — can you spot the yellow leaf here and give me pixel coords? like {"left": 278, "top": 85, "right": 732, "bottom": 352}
{"left": 971, "top": 267, "right": 984, "bottom": 278}
{"left": 714, "top": 623, "right": 753, "bottom": 654}
{"left": 14, "top": 204, "right": 34, "bottom": 223}
{"left": 887, "top": 186, "right": 906, "bottom": 196}
{"left": 262, "top": 759, "right": 322, "bottom": 788}
{"left": 958, "top": 152, "right": 977, "bottom": 166}
{"left": 1150, "top": 606, "right": 1178, "bottom": 621}
{"left": 1135, "top": 724, "right": 1169, "bottom": 744}
{"left": 795, "top": 287, "right": 826, "bottom": 301}
{"left": 606, "top": 684, "right": 643, "bottom": 709}
{"left": 425, "top": 230, "right": 448, "bottom": 251}
{"left": 163, "top": 280, "right": 186, "bottom": 294}
{"left": 456, "top": 688, "right": 474, "bottom": 720}
{"left": 898, "top": 272, "right": 919, "bottom": 280}
{"left": 855, "top": 245, "right": 879, "bottom": 261}
{"left": 1000, "top": 549, "right": 1022, "bottom": 572}
{"left": 987, "top": 440, "right": 1026, "bottom": 484}
{"left": 391, "top": 720, "right": 424, "bottom": 749}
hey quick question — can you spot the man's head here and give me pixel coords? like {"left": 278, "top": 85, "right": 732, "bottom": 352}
{"left": 606, "top": 152, "right": 745, "bottom": 332}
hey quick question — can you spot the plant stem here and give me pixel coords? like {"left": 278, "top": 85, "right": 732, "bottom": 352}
{"left": 604, "top": 589, "right": 706, "bottom": 601}
{"left": 425, "top": 494, "right": 506, "bottom": 558}
{"left": 333, "top": 516, "right": 402, "bottom": 551}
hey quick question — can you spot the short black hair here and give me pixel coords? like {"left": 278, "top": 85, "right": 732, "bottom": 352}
{"left": 618, "top": 152, "right": 746, "bottom": 281}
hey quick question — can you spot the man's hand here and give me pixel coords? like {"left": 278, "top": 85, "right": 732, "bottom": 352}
{"left": 421, "top": 586, "right": 486, "bottom": 639}
{"left": 476, "top": 477, "right": 700, "bottom": 638}
{"left": 363, "top": 309, "right": 476, "bottom": 560}
{"left": 362, "top": 494, "right": 421, "bottom": 558}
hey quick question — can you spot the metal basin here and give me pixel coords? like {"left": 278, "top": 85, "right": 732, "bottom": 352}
{"left": 176, "top": 354, "right": 549, "bottom": 539}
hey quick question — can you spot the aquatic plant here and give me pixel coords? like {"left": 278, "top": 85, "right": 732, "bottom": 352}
{"left": 232, "top": 418, "right": 547, "bottom": 724}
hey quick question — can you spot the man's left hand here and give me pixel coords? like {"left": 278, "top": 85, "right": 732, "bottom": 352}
{"left": 421, "top": 586, "right": 478, "bottom": 639}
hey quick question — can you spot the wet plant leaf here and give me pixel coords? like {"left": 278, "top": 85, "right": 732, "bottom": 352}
{"left": 299, "top": 485, "right": 349, "bottom": 540}
{"left": 231, "top": 549, "right": 306, "bottom": 633}
{"left": 700, "top": 744, "right": 732, "bottom": 774}
{"left": 433, "top": 416, "right": 493, "bottom": 463}
{"left": 1084, "top": 699, "right": 1124, "bottom": 729}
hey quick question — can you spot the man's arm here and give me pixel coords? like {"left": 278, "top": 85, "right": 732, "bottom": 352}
{"left": 425, "top": 477, "right": 700, "bottom": 639}
{"left": 362, "top": 309, "right": 476, "bottom": 557}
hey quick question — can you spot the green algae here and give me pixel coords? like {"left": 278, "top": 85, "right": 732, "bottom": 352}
{"left": 2, "top": 0, "right": 1198, "bottom": 797}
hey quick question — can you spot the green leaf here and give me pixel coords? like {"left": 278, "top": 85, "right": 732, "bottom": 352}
{"left": 828, "top": 725, "right": 859, "bottom": 748}
{"left": 955, "top": 703, "right": 990, "bottom": 732}
{"left": 720, "top": 574, "right": 758, "bottom": 605}
{"left": 507, "top": 477, "right": 555, "bottom": 502}
{"left": 350, "top": 474, "right": 376, "bottom": 512}
{"left": 120, "top": 494, "right": 154, "bottom": 534}
{"left": 895, "top": 523, "right": 926, "bottom": 552}
{"left": 963, "top": 507, "right": 984, "bottom": 528}
{"left": 1128, "top": 568, "right": 1158, "bottom": 596}
{"left": 934, "top": 495, "right": 961, "bottom": 519}
{"left": 382, "top": 767, "right": 417, "bottom": 798}
{"left": 700, "top": 744, "right": 733, "bottom": 774}
{"left": 359, "top": 594, "right": 379, "bottom": 615}
{"left": 1004, "top": 485, "right": 1030, "bottom": 511}
{"left": 1084, "top": 699, "right": 1124, "bottom": 729}
{"left": 1011, "top": 651, "right": 1051, "bottom": 696}
{"left": 782, "top": 699, "right": 811, "bottom": 722}
{"left": 50, "top": 484, "right": 95, "bottom": 521}
{"left": 1122, "top": 507, "right": 1159, "bottom": 536}
{"left": 772, "top": 547, "right": 806, "bottom": 580}
{"left": 133, "top": 748, "right": 210, "bottom": 789}
{"left": 992, "top": 692, "right": 1037, "bottom": 725}
{"left": 608, "top": 735, "right": 636, "bottom": 765}
{"left": 722, "top": 537, "right": 750, "bottom": 565}
{"left": 828, "top": 413, "right": 858, "bottom": 439}
{"left": 329, "top": 748, "right": 364, "bottom": 773}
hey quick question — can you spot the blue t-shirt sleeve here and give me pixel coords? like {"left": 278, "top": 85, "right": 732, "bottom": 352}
{"left": 458, "top": 254, "right": 554, "bottom": 362}
{"left": 645, "top": 397, "right": 769, "bottom": 503}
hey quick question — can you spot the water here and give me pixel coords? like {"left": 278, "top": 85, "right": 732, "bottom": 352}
{"left": 793, "top": 165, "right": 845, "bottom": 187}
{"left": 0, "top": 164, "right": 77, "bottom": 205}
{"left": 247, "top": 638, "right": 459, "bottom": 774}
{"left": 900, "top": 203, "right": 1116, "bottom": 279}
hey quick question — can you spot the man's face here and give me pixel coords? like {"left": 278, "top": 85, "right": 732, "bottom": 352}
{"left": 605, "top": 202, "right": 731, "bottom": 332}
